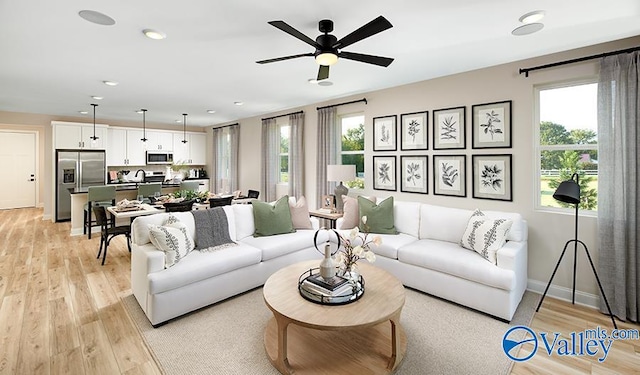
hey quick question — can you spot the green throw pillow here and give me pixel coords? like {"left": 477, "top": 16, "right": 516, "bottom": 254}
{"left": 357, "top": 196, "right": 397, "bottom": 234}
{"left": 252, "top": 195, "right": 296, "bottom": 237}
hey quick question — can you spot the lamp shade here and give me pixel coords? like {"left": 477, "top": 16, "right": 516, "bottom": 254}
{"left": 327, "top": 165, "right": 355, "bottom": 182}
{"left": 553, "top": 174, "right": 580, "bottom": 204}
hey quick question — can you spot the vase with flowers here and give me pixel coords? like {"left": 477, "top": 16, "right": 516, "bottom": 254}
{"left": 335, "top": 216, "right": 381, "bottom": 282}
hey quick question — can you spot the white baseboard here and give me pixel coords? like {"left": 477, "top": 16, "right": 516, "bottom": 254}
{"left": 527, "top": 279, "right": 600, "bottom": 309}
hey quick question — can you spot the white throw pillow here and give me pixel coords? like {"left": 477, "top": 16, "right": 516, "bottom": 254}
{"left": 460, "top": 209, "right": 512, "bottom": 265}
{"left": 342, "top": 195, "right": 376, "bottom": 229}
{"left": 148, "top": 215, "right": 195, "bottom": 268}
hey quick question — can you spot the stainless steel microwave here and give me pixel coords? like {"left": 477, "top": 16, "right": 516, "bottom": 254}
{"left": 146, "top": 151, "right": 173, "bottom": 165}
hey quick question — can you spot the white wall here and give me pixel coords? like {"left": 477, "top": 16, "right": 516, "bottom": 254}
{"left": 220, "top": 35, "right": 640, "bottom": 305}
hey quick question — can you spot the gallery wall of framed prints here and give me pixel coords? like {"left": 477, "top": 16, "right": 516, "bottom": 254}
{"left": 371, "top": 99, "right": 513, "bottom": 200}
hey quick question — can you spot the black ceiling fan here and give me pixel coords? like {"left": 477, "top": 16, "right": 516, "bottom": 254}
{"left": 256, "top": 16, "right": 394, "bottom": 81}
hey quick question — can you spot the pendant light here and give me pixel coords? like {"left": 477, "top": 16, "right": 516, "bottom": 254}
{"left": 181, "top": 113, "right": 188, "bottom": 144}
{"left": 140, "top": 109, "right": 148, "bottom": 142}
{"left": 90, "top": 103, "right": 99, "bottom": 143}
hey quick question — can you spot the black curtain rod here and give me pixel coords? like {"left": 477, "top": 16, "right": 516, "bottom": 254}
{"left": 261, "top": 110, "right": 304, "bottom": 122}
{"left": 212, "top": 123, "right": 239, "bottom": 130}
{"left": 317, "top": 98, "right": 367, "bottom": 111}
{"left": 520, "top": 45, "right": 640, "bottom": 77}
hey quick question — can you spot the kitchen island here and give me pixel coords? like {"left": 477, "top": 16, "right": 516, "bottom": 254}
{"left": 68, "top": 183, "right": 181, "bottom": 236}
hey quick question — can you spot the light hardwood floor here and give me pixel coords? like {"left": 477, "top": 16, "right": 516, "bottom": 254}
{"left": 0, "top": 208, "right": 638, "bottom": 374}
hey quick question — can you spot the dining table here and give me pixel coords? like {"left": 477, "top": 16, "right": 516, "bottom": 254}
{"left": 106, "top": 203, "right": 164, "bottom": 223}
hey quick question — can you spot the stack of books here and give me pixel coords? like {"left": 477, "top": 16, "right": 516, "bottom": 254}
{"left": 302, "top": 274, "right": 353, "bottom": 297}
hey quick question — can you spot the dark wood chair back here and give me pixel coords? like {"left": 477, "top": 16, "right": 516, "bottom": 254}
{"left": 209, "top": 196, "right": 233, "bottom": 208}
{"left": 164, "top": 199, "right": 195, "bottom": 212}
{"left": 247, "top": 190, "right": 260, "bottom": 199}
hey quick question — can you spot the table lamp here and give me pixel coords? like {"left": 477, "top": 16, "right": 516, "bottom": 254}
{"left": 327, "top": 164, "right": 356, "bottom": 213}
{"left": 536, "top": 173, "right": 617, "bottom": 328}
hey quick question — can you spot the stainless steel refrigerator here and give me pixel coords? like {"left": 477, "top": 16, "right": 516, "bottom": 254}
{"left": 56, "top": 150, "right": 106, "bottom": 222}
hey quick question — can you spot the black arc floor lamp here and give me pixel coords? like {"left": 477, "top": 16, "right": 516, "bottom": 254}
{"left": 536, "top": 173, "right": 618, "bottom": 329}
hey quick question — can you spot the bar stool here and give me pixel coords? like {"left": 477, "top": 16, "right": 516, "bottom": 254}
{"left": 180, "top": 181, "right": 200, "bottom": 192}
{"left": 137, "top": 183, "right": 162, "bottom": 203}
{"left": 84, "top": 185, "right": 116, "bottom": 239}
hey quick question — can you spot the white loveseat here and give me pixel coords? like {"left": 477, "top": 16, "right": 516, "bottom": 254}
{"left": 335, "top": 200, "right": 528, "bottom": 321}
{"left": 130, "top": 204, "right": 324, "bottom": 326}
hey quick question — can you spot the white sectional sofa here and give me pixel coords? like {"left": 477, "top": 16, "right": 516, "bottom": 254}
{"left": 131, "top": 199, "right": 527, "bottom": 326}
{"left": 130, "top": 204, "right": 325, "bottom": 326}
{"left": 335, "top": 200, "right": 528, "bottom": 321}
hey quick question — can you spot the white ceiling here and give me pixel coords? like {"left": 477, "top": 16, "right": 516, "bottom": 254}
{"left": 1, "top": 1, "right": 639, "bottom": 127}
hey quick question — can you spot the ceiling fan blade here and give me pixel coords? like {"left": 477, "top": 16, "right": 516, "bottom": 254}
{"left": 317, "top": 65, "right": 330, "bottom": 80}
{"left": 332, "top": 16, "right": 393, "bottom": 49}
{"left": 268, "top": 21, "right": 320, "bottom": 49}
{"left": 256, "top": 53, "right": 314, "bottom": 64}
{"left": 339, "top": 51, "right": 394, "bottom": 67}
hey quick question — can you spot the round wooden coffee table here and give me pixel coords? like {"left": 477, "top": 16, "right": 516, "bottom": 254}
{"left": 263, "top": 260, "right": 407, "bottom": 375}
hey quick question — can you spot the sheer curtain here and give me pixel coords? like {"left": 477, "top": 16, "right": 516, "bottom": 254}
{"left": 211, "top": 124, "right": 239, "bottom": 194}
{"left": 288, "top": 112, "right": 305, "bottom": 199}
{"left": 598, "top": 51, "right": 640, "bottom": 322}
{"left": 261, "top": 118, "right": 279, "bottom": 201}
{"left": 316, "top": 107, "right": 339, "bottom": 207}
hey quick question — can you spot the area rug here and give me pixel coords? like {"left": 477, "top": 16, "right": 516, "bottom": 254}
{"left": 122, "top": 288, "right": 538, "bottom": 375}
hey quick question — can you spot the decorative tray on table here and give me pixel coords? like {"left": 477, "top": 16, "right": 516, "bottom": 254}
{"left": 298, "top": 267, "right": 364, "bottom": 305}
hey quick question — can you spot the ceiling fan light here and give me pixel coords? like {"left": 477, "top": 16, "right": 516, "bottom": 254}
{"left": 519, "top": 10, "right": 545, "bottom": 24}
{"left": 316, "top": 52, "right": 338, "bottom": 66}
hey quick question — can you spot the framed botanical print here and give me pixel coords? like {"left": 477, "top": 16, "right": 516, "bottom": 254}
{"left": 472, "top": 100, "right": 512, "bottom": 149}
{"left": 433, "top": 106, "right": 466, "bottom": 150}
{"left": 400, "top": 111, "right": 428, "bottom": 150}
{"left": 373, "top": 115, "right": 397, "bottom": 151}
{"left": 373, "top": 156, "right": 396, "bottom": 191}
{"left": 472, "top": 154, "right": 512, "bottom": 201}
{"left": 433, "top": 155, "right": 466, "bottom": 197}
{"left": 400, "top": 155, "right": 428, "bottom": 194}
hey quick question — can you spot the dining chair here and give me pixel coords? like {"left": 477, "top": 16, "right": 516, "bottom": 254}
{"left": 164, "top": 199, "right": 195, "bottom": 212}
{"left": 247, "top": 189, "right": 260, "bottom": 199}
{"left": 84, "top": 185, "right": 116, "bottom": 239}
{"left": 209, "top": 196, "right": 233, "bottom": 208}
{"left": 93, "top": 206, "right": 131, "bottom": 265}
{"left": 137, "top": 183, "right": 162, "bottom": 203}
{"left": 180, "top": 181, "right": 200, "bottom": 192}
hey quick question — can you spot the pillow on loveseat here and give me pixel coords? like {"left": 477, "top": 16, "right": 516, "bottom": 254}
{"left": 253, "top": 195, "right": 296, "bottom": 237}
{"left": 289, "top": 196, "right": 312, "bottom": 229}
{"left": 148, "top": 214, "right": 195, "bottom": 268}
{"left": 357, "top": 196, "right": 397, "bottom": 234}
{"left": 460, "top": 209, "right": 512, "bottom": 264}
{"left": 342, "top": 195, "right": 376, "bottom": 229}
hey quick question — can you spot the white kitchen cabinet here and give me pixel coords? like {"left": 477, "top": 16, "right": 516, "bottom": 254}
{"left": 146, "top": 131, "right": 173, "bottom": 151}
{"left": 53, "top": 122, "right": 107, "bottom": 150}
{"left": 106, "top": 128, "right": 146, "bottom": 166}
{"left": 172, "top": 132, "right": 207, "bottom": 165}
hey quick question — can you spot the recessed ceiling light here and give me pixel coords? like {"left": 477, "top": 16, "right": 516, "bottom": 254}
{"left": 234, "top": 101, "right": 243, "bottom": 106}
{"left": 308, "top": 78, "right": 319, "bottom": 84}
{"left": 91, "top": 96, "right": 103, "bottom": 100}
{"left": 78, "top": 10, "right": 116, "bottom": 26}
{"left": 318, "top": 80, "right": 333, "bottom": 86}
{"left": 78, "top": 111, "right": 88, "bottom": 115}
{"left": 519, "top": 10, "right": 545, "bottom": 24}
{"left": 512, "top": 23, "right": 544, "bottom": 36}
{"left": 207, "top": 110, "right": 216, "bottom": 114}
{"left": 135, "top": 110, "right": 143, "bottom": 114}
{"left": 143, "top": 29, "right": 166, "bottom": 40}
{"left": 103, "top": 80, "right": 118, "bottom": 86}
{"left": 175, "top": 119, "right": 182, "bottom": 123}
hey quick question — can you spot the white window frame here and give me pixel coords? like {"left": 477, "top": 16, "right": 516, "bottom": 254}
{"left": 533, "top": 77, "right": 598, "bottom": 217}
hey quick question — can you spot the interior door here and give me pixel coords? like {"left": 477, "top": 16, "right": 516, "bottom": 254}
{"left": 0, "top": 131, "right": 37, "bottom": 209}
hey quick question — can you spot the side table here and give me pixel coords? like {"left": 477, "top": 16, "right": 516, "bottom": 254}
{"left": 308, "top": 210, "right": 343, "bottom": 229}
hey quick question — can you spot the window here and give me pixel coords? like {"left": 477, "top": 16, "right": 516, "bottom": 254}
{"left": 340, "top": 114, "right": 365, "bottom": 189}
{"left": 536, "top": 81, "right": 598, "bottom": 213}
{"left": 279, "top": 125, "right": 290, "bottom": 183}
{"left": 216, "top": 128, "right": 231, "bottom": 192}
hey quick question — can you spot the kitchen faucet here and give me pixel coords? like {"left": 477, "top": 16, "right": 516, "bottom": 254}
{"left": 135, "top": 169, "right": 146, "bottom": 182}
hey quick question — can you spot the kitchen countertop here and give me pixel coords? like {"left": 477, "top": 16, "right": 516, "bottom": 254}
{"left": 69, "top": 182, "right": 183, "bottom": 194}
